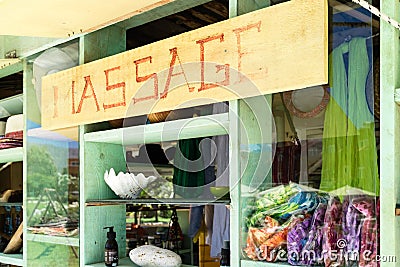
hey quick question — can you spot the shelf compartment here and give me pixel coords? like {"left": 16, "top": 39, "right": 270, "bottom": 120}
{"left": 0, "top": 252, "right": 23, "bottom": 266}
{"left": 85, "top": 256, "right": 196, "bottom": 267}
{"left": 0, "top": 61, "right": 22, "bottom": 80}
{"left": 0, "top": 94, "right": 23, "bottom": 119}
{"left": 0, "top": 202, "right": 22, "bottom": 207}
{"left": 84, "top": 113, "right": 229, "bottom": 145}
{"left": 0, "top": 147, "right": 23, "bottom": 163}
{"left": 241, "top": 260, "right": 291, "bottom": 266}
{"left": 86, "top": 198, "right": 230, "bottom": 206}
{"left": 26, "top": 233, "right": 79, "bottom": 247}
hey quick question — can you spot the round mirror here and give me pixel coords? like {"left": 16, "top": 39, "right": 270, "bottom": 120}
{"left": 283, "top": 86, "right": 330, "bottom": 118}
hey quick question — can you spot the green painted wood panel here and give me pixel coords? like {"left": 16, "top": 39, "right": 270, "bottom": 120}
{"left": 22, "top": 61, "right": 31, "bottom": 267}
{"left": 0, "top": 94, "right": 23, "bottom": 119}
{"left": 24, "top": 61, "right": 41, "bottom": 125}
{"left": 229, "top": 99, "right": 241, "bottom": 266}
{"left": 119, "top": 0, "right": 213, "bottom": 30}
{"left": 380, "top": 0, "right": 400, "bottom": 265}
{"left": 80, "top": 25, "right": 126, "bottom": 64}
{"left": 0, "top": 147, "right": 23, "bottom": 163}
{"left": 238, "top": 0, "right": 271, "bottom": 15}
{"left": 84, "top": 205, "right": 126, "bottom": 265}
{"left": 0, "top": 253, "right": 23, "bottom": 266}
{"left": 239, "top": 95, "right": 273, "bottom": 191}
{"left": 84, "top": 142, "right": 126, "bottom": 201}
{"left": 82, "top": 142, "right": 126, "bottom": 264}
{"left": 84, "top": 113, "right": 229, "bottom": 145}
{"left": 79, "top": 23, "right": 127, "bottom": 267}
{"left": 0, "top": 61, "right": 22, "bottom": 79}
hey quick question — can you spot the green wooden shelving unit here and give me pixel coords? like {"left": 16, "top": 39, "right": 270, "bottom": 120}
{"left": 0, "top": 62, "right": 24, "bottom": 266}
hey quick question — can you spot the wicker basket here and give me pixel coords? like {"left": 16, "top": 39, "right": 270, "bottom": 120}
{"left": 3, "top": 222, "right": 22, "bottom": 254}
{"left": 147, "top": 111, "right": 171, "bottom": 123}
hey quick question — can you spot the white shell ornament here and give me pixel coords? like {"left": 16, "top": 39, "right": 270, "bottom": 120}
{"left": 104, "top": 168, "right": 157, "bottom": 199}
{"left": 129, "top": 245, "right": 182, "bottom": 267}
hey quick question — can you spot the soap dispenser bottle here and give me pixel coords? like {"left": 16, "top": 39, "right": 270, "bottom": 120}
{"left": 104, "top": 226, "right": 119, "bottom": 266}
{"left": 220, "top": 240, "right": 230, "bottom": 267}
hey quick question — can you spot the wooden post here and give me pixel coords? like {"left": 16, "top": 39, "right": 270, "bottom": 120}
{"left": 79, "top": 24, "right": 126, "bottom": 267}
{"left": 380, "top": 0, "right": 400, "bottom": 264}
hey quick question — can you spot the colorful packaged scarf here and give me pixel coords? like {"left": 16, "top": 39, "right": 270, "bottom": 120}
{"left": 244, "top": 216, "right": 280, "bottom": 260}
{"left": 322, "top": 196, "right": 343, "bottom": 267}
{"left": 301, "top": 203, "right": 327, "bottom": 265}
{"left": 352, "top": 196, "right": 378, "bottom": 267}
{"left": 342, "top": 195, "right": 362, "bottom": 266}
{"left": 287, "top": 215, "right": 312, "bottom": 265}
{"left": 259, "top": 216, "right": 300, "bottom": 262}
{"left": 248, "top": 184, "right": 300, "bottom": 227}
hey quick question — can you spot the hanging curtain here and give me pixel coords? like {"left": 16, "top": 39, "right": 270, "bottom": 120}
{"left": 320, "top": 37, "right": 379, "bottom": 195}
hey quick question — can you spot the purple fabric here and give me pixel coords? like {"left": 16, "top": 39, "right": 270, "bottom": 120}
{"left": 301, "top": 203, "right": 327, "bottom": 265}
{"left": 342, "top": 196, "right": 362, "bottom": 265}
{"left": 287, "top": 216, "right": 312, "bottom": 265}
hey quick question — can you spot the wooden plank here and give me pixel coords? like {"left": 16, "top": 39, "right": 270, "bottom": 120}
{"left": 42, "top": 0, "right": 328, "bottom": 130}
{"left": 0, "top": 0, "right": 175, "bottom": 37}
{"left": 84, "top": 113, "right": 229, "bottom": 145}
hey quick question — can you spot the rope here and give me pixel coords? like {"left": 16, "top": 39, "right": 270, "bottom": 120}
{"left": 350, "top": 0, "right": 400, "bottom": 31}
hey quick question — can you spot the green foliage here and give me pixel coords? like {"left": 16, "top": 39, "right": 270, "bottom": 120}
{"left": 27, "top": 145, "right": 58, "bottom": 197}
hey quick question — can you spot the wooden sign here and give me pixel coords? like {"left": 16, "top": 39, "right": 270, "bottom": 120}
{"left": 41, "top": 0, "right": 327, "bottom": 130}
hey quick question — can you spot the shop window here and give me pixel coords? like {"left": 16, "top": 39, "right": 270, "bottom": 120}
{"left": 240, "top": 1, "right": 380, "bottom": 266}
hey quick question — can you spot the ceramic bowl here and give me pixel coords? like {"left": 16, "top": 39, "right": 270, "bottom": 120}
{"left": 210, "top": 186, "right": 230, "bottom": 199}
{"left": 104, "top": 168, "right": 157, "bottom": 199}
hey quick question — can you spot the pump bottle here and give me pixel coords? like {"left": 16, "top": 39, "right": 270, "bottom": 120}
{"left": 220, "top": 240, "right": 230, "bottom": 267}
{"left": 104, "top": 226, "right": 119, "bottom": 266}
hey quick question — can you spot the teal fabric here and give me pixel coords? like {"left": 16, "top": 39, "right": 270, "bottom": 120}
{"left": 173, "top": 138, "right": 205, "bottom": 198}
{"left": 320, "top": 37, "right": 379, "bottom": 195}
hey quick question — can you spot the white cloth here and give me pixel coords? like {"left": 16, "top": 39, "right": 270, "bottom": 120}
{"left": 210, "top": 102, "right": 230, "bottom": 257}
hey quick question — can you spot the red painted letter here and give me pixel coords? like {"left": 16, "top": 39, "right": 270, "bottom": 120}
{"left": 161, "top": 47, "right": 194, "bottom": 99}
{"left": 71, "top": 81, "right": 76, "bottom": 114}
{"left": 196, "top": 34, "right": 225, "bottom": 91}
{"left": 232, "top": 21, "right": 262, "bottom": 83}
{"left": 133, "top": 56, "right": 158, "bottom": 103}
{"left": 53, "top": 86, "right": 58, "bottom": 118}
{"left": 103, "top": 66, "right": 126, "bottom": 110}
{"left": 76, "top": 76, "right": 100, "bottom": 114}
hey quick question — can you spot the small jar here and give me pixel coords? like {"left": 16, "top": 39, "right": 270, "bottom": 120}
{"left": 148, "top": 236, "right": 155, "bottom": 246}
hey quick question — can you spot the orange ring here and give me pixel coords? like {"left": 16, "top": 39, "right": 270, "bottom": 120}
{"left": 282, "top": 87, "right": 330, "bottom": 119}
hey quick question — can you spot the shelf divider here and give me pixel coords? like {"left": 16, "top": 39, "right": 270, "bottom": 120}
{"left": 0, "top": 94, "right": 23, "bottom": 119}
{"left": 86, "top": 198, "right": 230, "bottom": 206}
{"left": 241, "top": 260, "right": 291, "bottom": 266}
{"left": 26, "top": 233, "right": 79, "bottom": 247}
{"left": 0, "top": 252, "right": 23, "bottom": 266}
{"left": 85, "top": 257, "right": 197, "bottom": 267}
{"left": 84, "top": 113, "right": 229, "bottom": 145}
{"left": 0, "top": 147, "right": 23, "bottom": 163}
